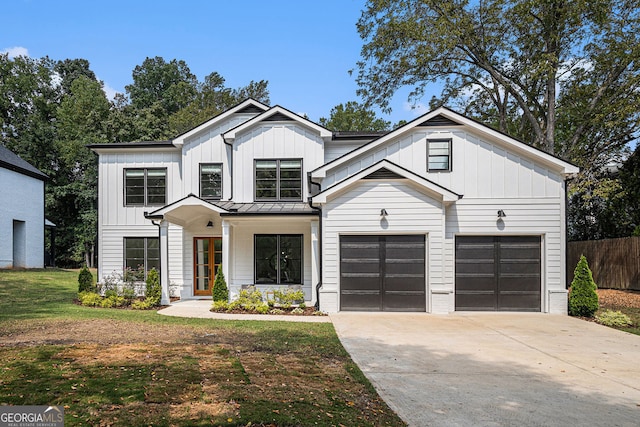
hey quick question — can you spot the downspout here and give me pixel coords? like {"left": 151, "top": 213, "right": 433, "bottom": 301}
{"left": 145, "top": 212, "right": 164, "bottom": 284}
{"left": 308, "top": 174, "right": 323, "bottom": 310}
{"left": 223, "top": 137, "right": 234, "bottom": 201}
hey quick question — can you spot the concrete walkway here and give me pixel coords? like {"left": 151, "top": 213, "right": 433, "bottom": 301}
{"left": 158, "top": 299, "right": 331, "bottom": 322}
{"left": 330, "top": 312, "right": 640, "bottom": 427}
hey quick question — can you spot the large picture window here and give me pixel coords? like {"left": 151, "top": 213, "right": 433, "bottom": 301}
{"left": 427, "top": 139, "right": 452, "bottom": 172}
{"left": 124, "top": 237, "right": 159, "bottom": 278}
{"left": 200, "top": 163, "right": 222, "bottom": 199}
{"left": 124, "top": 168, "right": 166, "bottom": 206}
{"left": 255, "top": 159, "right": 302, "bottom": 201}
{"left": 254, "top": 234, "right": 302, "bottom": 284}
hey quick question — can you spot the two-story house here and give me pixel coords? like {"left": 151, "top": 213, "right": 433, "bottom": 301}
{"left": 89, "top": 99, "right": 578, "bottom": 313}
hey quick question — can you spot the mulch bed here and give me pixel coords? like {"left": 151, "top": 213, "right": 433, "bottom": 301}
{"left": 211, "top": 306, "right": 325, "bottom": 316}
{"left": 597, "top": 289, "right": 640, "bottom": 308}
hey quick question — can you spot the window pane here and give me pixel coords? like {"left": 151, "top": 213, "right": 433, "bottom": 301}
{"left": 201, "top": 164, "right": 222, "bottom": 198}
{"left": 255, "top": 235, "right": 277, "bottom": 283}
{"left": 146, "top": 169, "right": 166, "bottom": 205}
{"left": 256, "top": 160, "right": 278, "bottom": 199}
{"left": 125, "top": 238, "right": 145, "bottom": 270}
{"left": 429, "top": 156, "right": 450, "bottom": 170}
{"left": 280, "top": 235, "right": 302, "bottom": 283}
{"left": 125, "top": 170, "right": 145, "bottom": 205}
{"left": 146, "top": 238, "right": 159, "bottom": 272}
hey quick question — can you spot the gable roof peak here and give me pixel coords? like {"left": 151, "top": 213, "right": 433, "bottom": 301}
{"left": 172, "top": 98, "right": 270, "bottom": 146}
{"left": 222, "top": 105, "right": 332, "bottom": 142}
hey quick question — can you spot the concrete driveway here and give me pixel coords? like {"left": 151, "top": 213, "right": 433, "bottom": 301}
{"left": 330, "top": 313, "right": 640, "bottom": 426}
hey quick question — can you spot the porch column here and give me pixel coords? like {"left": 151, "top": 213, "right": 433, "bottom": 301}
{"left": 160, "top": 219, "right": 170, "bottom": 305}
{"left": 221, "top": 220, "right": 231, "bottom": 300}
{"left": 311, "top": 220, "right": 320, "bottom": 305}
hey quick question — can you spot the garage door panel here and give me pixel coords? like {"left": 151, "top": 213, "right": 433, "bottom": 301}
{"left": 456, "top": 276, "right": 497, "bottom": 291}
{"left": 456, "top": 236, "right": 541, "bottom": 312}
{"left": 383, "top": 292, "right": 426, "bottom": 311}
{"left": 341, "top": 291, "right": 381, "bottom": 311}
{"left": 340, "top": 275, "right": 380, "bottom": 291}
{"left": 499, "top": 292, "right": 541, "bottom": 311}
{"left": 499, "top": 276, "right": 540, "bottom": 291}
{"left": 456, "top": 292, "right": 497, "bottom": 311}
{"left": 341, "top": 235, "right": 425, "bottom": 312}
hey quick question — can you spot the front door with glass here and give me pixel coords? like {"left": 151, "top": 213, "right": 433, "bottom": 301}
{"left": 194, "top": 237, "right": 222, "bottom": 296}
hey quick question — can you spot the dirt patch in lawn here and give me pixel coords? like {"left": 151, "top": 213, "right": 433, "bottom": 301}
{"left": 0, "top": 324, "right": 403, "bottom": 426}
{"left": 0, "top": 318, "right": 197, "bottom": 347}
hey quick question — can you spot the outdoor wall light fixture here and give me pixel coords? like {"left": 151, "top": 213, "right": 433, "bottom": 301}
{"left": 206, "top": 220, "right": 214, "bottom": 228}
{"left": 380, "top": 209, "right": 388, "bottom": 218}
{"left": 497, "top": 210, "right": 507, "bottom": 218}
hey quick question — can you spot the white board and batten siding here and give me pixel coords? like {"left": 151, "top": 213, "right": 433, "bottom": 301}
{"left": 232, "top": 124, "right": 325, "bottom": 203}
{"left": 320, "top": 181, "right": 446, "bottom": 313}
{"left": 181, "top": 114, "right": 256, "bottom": 199}
{"left": 97, "top": 150, "right": 182, "bottom": 283}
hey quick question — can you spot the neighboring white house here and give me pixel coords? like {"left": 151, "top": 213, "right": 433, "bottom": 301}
{"left": 0, "top": 145, "right": 47, "bottom": 269}
{"left": 89, "top": 99, "right": 579, "bottom": 313}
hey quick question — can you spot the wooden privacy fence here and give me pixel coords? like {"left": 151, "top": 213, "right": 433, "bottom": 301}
{"left": 567, "top": 236, "right": 640, "bottom": 290}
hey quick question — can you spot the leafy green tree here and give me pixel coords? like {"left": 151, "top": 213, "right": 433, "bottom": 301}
{"left": 168, "top": 72, "right": 270, "bottom": 135}
{"left": 54, "top": 58, "right": 97, "bottom": 96}
{"left": 319, "top": 101, "right": 390, "bottom": 131}
{"left": 55, "top": 75, "right": 110, "bottom": 266}
{"left": 126, "top": 56, "right": 198, "bottom": 115}
{"left": 356, "top": 0, "right": 640, "bottom": 170}
{"left": 569, "top": 255, "right": 599, "bottom": 317}
{"left": 0, "top": 54, "right": 58, "bottom": 176}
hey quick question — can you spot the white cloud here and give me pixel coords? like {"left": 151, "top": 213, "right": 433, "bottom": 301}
{"left": 1, "top": 46, "right": 29, "bottom": 58}
{"left": 101, "top": 80, "right": 120, "bottom": 101}
{"left": 403, "top": 101, "right": 430, "bottom": 117}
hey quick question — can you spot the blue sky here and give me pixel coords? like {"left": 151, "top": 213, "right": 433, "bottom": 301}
{"left": 2, "top": 0, "right": 436, "bottom": 125}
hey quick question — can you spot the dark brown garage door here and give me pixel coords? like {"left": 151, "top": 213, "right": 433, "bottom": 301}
{"left": 340, "top": 235, "right": 425, "bottom": 311}
{"left": 455, "top": 236, "right": 541, "bottom": 311}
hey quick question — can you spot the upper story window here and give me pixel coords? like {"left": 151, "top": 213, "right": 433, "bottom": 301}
{"left": 200, "top": 164, "right": 222, "bottom": 199}
{"left": 255, "top": 159, "right": 302, "bottom": 201}
{"left": 427, "top": 139, "right": 452, "bottom": 172}
{"left": 124, "top": 168, "right": 166, "bottom": 206}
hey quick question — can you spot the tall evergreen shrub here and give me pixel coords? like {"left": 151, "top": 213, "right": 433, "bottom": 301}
{"left": 145, "top": 268, "right": 161, "bottom": 306}
{"left": 78, "top": 265, "right": 94, "bottom": 293}
{"left": 212, "top": 269, "right": 229, "bottom": 302}
{"left": 569, "top": 255, "right": 599, "bottom": 317}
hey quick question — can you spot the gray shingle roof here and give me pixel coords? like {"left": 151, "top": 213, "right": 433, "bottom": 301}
{"left": 0, "top": 145, "right": 47, "bottom": 180}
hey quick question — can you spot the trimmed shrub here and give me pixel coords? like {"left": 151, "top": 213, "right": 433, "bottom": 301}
{"left": 595, "top": 310, "right": 633, "bottom": 328}
{"left": 132, "top": 299, "right": 153, "bottom": 310}
{"left": 78, "top": 266, "right": 94, "bottom": 293}
{"left": 78, "top": 292, "right": 102, "bottom": 307}
{"left": 211, "top": 300, "right": 229, "bottom": 311}
{"left": 212, "top": 270, "right": 229, "bottom": 302}
{"left": 145, "top": 268, "right": 161, "bottom": 307}
{"left": 569, "top": 255, "right": 599, "bottom": 317}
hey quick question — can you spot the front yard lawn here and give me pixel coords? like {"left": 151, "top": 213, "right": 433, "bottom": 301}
{"left": 0, "top": 269, "right": 405, "bottom": 426}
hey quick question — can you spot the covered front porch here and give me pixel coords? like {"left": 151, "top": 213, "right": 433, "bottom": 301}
{"left": 146, "top": 195, "right": 321, "bottom": 306}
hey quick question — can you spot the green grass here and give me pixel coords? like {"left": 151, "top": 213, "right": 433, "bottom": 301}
{"left": 0, "top": 269, "right": 405, "bottom": 426}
